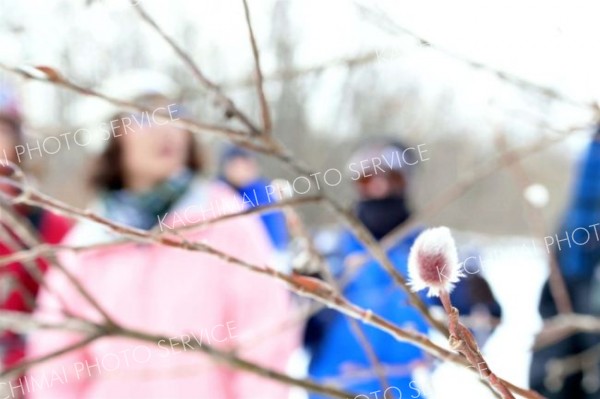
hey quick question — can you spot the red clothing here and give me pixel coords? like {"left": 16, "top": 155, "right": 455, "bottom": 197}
{"left": 0, "top": 208, "right": 71, "bottom": 368}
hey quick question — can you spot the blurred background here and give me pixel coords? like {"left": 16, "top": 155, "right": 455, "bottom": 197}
{"left": 1, "top": 0, "right": 597, "bottom": 228}
{"left": 2, "top": 0, "right": 600, "bottom": 397}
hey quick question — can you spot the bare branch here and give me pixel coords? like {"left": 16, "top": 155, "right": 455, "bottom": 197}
{"left": 0, "top": 63, "right": 256, "bottom": 145}
{"left": 241, "top": 0, "right": 272, "bottom": 135}
{"left": 534, "top": 314, "right": 600, "bottom": 349}
{"left": 340, "top": 121, "right": 594, "bottom": 282}
{"left": 0, "top": 308, "right": 358, "bottom": 398}
{"left": 0, "top": 170, "right": 542, "bottom": 397}
{"left": 495, "top": 131, "right": 572, "bottom": 314}
{"left": 167, "top": 194, "right": 323, "bottom": 234}
{"left": 222, "top": 51, "right": 380, "bottom": 88}
{"left": 0, "top": 193, "right": 117, "bottom": 326}
{"left": 0, "top": 60, "right": 448, "bottom": 337}
{"left": 285, "top": 205, "right": 393, "bottom": 392}
{"left": 440, "top": 291, "right": 518, "bottom": 399}
{"left": 129, "top": 1, "right": 262, "bottom": 135}
{"left": 354, "top": 1, "right": 593, "bottom": 110}
{"left": 116, "top": 325, "right": 357, "bottom": 399}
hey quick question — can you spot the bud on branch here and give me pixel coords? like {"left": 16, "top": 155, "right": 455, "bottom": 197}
{"left": 408, "top": 226, "right": 463, "bottom": 297}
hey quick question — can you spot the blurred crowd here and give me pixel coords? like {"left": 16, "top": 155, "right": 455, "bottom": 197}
{"left": 0, "top": 70, "right": 598, "bottom": 399}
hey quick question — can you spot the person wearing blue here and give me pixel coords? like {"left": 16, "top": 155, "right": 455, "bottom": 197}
{"left": 304, "top": 139, "right": 431, "bottom": 399}
{"left": 530, "top": 128, "right": 600, "bottom": 399}
{"left": 304, "top": 139, "right": 502, "bottom": 399}
{"left": 219, "top": 145, "right": 290, "bottom": 252}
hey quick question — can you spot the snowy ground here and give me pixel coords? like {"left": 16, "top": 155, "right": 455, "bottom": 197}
{"left": 425, "top": 236, "right": 548, "bottom": 399}
{"left": 290, "top": 235, "right": 550, "bottom": 399}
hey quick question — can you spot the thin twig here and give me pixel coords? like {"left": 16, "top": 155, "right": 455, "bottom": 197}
{"left": 342, "top": 122, "right": 593, "bottom": 283}
{"left": 354, "top": 1, "right": 592, "bottom": 110}
{"left": 0, "top": 311, "right": 358, "bottom": 399}
{"left": 284, "top": 205, "right": 392, "bottom": 392}
{"left": 129, "top": 0, "right": 261, "bottom": 135}
{"left": 534, "top": 313, "right": 600, "bottom": 350}
{"left": 222, "top": 51, "right": 381, "bottom": 88}
{"left": 0, "top": 63, "right": 261, "bottom": 147}
{"left": 495, "top": 131, "right": 572, "bottom": 314}
{"left": 116, "top": 325, "right": 356, "bottom": 399}
{"left": 241, "top": 0, "right": 272, "bottom": 135}
{"left": 0, "top": 192, "right": 117, "bottom": 326}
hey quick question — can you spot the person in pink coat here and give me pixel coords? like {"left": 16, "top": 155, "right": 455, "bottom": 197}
{"left": 23, "top": 71, "right": 299, "bottom": 399}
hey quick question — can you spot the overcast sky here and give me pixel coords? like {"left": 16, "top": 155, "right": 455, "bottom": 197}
{"left": 0, "top": 0, "right": 598, "bottom": 151}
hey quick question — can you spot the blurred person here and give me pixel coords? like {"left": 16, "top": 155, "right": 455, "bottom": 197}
{"left": 219, "top": 145, "right": 290, "bottom": 253}
{"left": 25, "top": 71, "right": 299, "bottom": 399}
{"left": 303, "top": 139, "right": 501, "bottom": 398}
{"left": 530, "top": 128, "right": 600, "bottom": 399}
{"left": 0, "top": 85, "right": 71, "bottom": 396}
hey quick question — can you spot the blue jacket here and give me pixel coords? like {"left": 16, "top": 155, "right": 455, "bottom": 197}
{"left": 556, "top": 138, "right": 600, "bottom": 278}
{"left": 305, "top": 228, "right": 430, "bottom": 398}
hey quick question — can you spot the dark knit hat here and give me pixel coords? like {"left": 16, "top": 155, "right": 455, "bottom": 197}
{"left": 347, "top": 137, "right": 418, "bottom": 178}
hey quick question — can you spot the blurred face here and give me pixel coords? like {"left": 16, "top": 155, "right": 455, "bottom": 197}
{"left": 119, "top": 117, "right": 191, "bottom": 192}
{"left": 355, "top": 172, "right": 406, "bottom": 200}
{"left": 223, "top": 156, "right": 259, "bottom": 188}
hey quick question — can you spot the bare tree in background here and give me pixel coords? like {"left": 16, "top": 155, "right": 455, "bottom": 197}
{"left": 0, "top": 1, "right": 599, "bottom": 398}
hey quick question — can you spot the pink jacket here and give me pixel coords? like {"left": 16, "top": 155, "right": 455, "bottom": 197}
{"left": 25, "top": 180, "right": 299, "bottom": 399}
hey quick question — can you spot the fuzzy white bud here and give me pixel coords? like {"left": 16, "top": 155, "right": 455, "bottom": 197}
{"left": 408, "top": 226, "right": 463, "bottom": 297}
